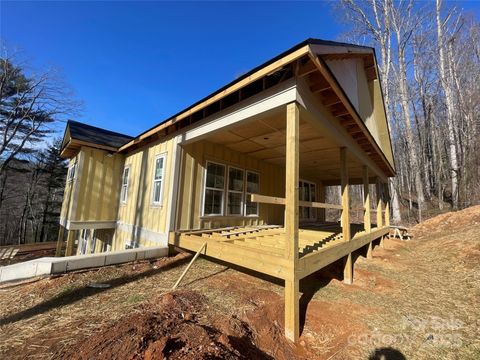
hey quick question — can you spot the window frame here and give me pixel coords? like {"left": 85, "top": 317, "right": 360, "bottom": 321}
{"left": 299, "top": 179, "right": 317, "bottom": 221}
{"left": 202, "top": 161, "right": 226, "bottom": 216}
{"left": 151, "top": 153, "right": 167, "bottom": 207}
{"left": 226, "top": 165, "right": 245, "bottom": 216}
{"left": 67, "top": 161, "right": 77, "bottom": 183}
{"left": 120, "top": 166, "right": 130, "bottom": 204}
{"left": 245, "top": 170, "right": 260, "bottom": 217}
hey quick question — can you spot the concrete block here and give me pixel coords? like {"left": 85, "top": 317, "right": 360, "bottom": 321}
{"left": 135, "top": 250, "right": 147, "bottom": 261}
{"left": 0, "top": 260, "right": 39, "bottom": 282}
{"left": 66, "top": 254, "right": 106, "bottom": 271}
{"left": 104, "top": 250, "right": 137, "bottom": 266}
{"left": 143, "top": 247, "right": 168, "bottom": 259}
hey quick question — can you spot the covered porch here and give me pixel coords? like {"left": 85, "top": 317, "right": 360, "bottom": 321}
{"left": 170, "top": 75, "right": 394, "bottom": 341}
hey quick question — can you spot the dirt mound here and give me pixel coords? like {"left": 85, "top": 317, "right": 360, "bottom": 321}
{"left": 411, "top": 205, "right": 480, "bottom": 238}
{"left": 56, "top": 290, "right": 273, "bottom": 360}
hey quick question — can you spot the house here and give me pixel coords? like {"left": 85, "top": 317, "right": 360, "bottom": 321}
{"left": 57, "top": 38, "right": 395, "bottom": 341}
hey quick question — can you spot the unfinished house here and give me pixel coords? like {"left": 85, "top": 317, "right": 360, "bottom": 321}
{"left": 58, "top": 38, "right": 394, "bottom": 341}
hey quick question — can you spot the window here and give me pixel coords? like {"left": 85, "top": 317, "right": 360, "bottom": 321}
{"left": 299, "top": 180, "right": 317, "bottom": 220}
{"left": 120, "top": 166, "right": 130, "bottom": 203}
{"left": 245, "top": 171, "right": 260, "bottom": 216}
{"left": 203, "top": 161, "right": 260, "bottom": 217}
{"left": 227, "top": 167, "right": 244, "bottom": 215}
{"left": 152, "top": 154, "right": 166, "bottom": 205}
{"left": 67, "top": 162, "right": 77, "bottom": 182}
{"left": 203, "top": 162, "right": 225, "bottom": 215}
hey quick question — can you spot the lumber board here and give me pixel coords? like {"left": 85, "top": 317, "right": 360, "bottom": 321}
{"left": 250, "top": 194, "right": 343, "bottom": 210}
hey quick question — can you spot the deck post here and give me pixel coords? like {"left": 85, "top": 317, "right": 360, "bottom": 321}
{"left": 376, "top": 178, "right": 383, "bottom": 229}
{"left": 384, "top": 182, "right": 390, "bottom": 227}
{"left": 65, "top": 230, "right": 75, "bottom": 256}
{"left": 340, "top": 147, "right": 353, "bottom": 284}
{"left": 55, "top": 225, "right": 65, "bottom": 257}
{"left": 363, "top": 166, "right": 371, "bottom": 233}
{"left": 284, "top": 102, "right": 300, "bottom": 342}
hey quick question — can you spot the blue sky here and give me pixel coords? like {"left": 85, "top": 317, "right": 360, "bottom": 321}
{"left": 2, "top": 1, "right": 479, "bottom": 137}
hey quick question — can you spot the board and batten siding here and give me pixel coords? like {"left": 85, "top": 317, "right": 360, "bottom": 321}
{"left": 112, "top": 136, "right": 176, "bottom": 250}
{"left": 60, "top": 147, "right": 124, "bottom": 224}
{"left": 176, "top": 139, "right": 326, "bottom": 230}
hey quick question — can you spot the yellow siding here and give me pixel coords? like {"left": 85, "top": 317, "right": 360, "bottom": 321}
{"left": 72, "top": 147, "right": 124, "bottom": 222}
{"left": 176, "top": 140, "right": 324, "bottom": 231}
{"left": 112, "top": 135, "right": 176, "bottom": 250}
{"left": 60, "top": 157, "right": 77, "bottom": 223}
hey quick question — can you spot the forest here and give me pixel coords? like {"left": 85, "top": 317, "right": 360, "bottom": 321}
{"left": 0, "top": 0, "right": 479, "bottom": 245}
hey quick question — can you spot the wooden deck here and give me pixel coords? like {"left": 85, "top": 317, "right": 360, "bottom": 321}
{"left": 169, "top": 223, "right": 390, "bottom": 281}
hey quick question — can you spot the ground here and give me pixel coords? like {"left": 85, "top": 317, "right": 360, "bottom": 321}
{"left": 0, "top": 207, "right": 479, "bottom": 359}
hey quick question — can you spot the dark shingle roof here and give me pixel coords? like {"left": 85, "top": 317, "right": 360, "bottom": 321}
{"left": 67, "top": 120, "right": 133, "bottom": 149}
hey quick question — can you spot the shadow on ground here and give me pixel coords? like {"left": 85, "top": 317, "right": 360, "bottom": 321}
{"left": 0, "top": 254, "right": 192, "bottom": 326}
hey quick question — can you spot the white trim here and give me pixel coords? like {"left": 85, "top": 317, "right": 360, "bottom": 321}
{"left": 179, "top": 78, "right": 297, "bottom": 145}
{"left": 116, "top": 221, "right": 169, "bottom": 246}
{"left": 151, "top": 152, "right": 167, "bottom": 206}
{"left": 120, "top": 165, "right": 130, "bottom": 204}
{"left": 69, "top": 151, "right": 85, "bottom": 221}
{"left": 202, "top": 161, "right": 226, "bottom": 217}
{"left": 63, "top": 219, "right": 117, "bottom": 230}
{"left": 167, "top": 135, "right": 182, "bottom": 233}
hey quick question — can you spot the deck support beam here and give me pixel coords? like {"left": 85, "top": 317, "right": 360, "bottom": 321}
{"left": 55, "top": 225, "right": 65, "bottom": 257}
{"left": 384, "top": 183, "right": 390, "bottom": 227}
{"left": 363, "top": 166, "right": 371, "bottom": 233}
{"left": 376, "top": 178, "right": 383, "bottom": 229}
{"left": 284, "top": 102, "right": 300, "bottom": 342}
{"left": 65, "top": 230, "right": 75, "bottom": 257}
{"left": 340, "top": 147, "right": 352, "bottom": 284}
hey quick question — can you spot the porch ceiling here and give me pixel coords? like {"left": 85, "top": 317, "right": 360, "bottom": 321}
{"left": 201, "top": 107, "right": 365, "bottom": 182}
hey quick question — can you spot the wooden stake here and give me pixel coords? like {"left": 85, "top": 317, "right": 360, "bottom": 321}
{"left": 284, "top": 102, "right": 300, "bottom": 342}
{"left": 363, "top": 166, "right": 371, "bottom": 233}
{"left": 172, "top": 241, "right": 207, "bottom": 290}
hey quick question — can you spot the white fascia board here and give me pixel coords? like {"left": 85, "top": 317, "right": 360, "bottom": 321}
{"left": 179, "top": 78, "right": 297, "bottom": 145}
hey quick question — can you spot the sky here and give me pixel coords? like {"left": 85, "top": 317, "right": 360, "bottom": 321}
{"left": 2, "top": 1, "right": 479, "bottom": 138}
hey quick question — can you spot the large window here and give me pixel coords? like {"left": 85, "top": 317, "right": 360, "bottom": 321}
{"left": 120, "top": 166, "right": 130, "bottom": 203}
{"left": 203, "top": 162, "right": 226, "bottom": 216}
{"left": 152, "top": 154, "right": 166, "bottom": 205}
{"left": 203, "top": 162, "right": 259, "bottom": 217}
{"left": 299, "top": 180, "right": 316, "bottom": 220}
{"left": 227, "top": 167, "right": 244, "bottom": 215}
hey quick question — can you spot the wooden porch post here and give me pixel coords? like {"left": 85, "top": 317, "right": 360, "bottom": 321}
{"left": 363, "top": 166, "right": 373, "bottom": 259}
{"left": 284, "top": 102, "right": 300, "bottom": 342}
{"left": 55, "top": 225, "right": 65, "bottom": 257}
{"left": 65, "top": 230, "right": 75, "bottom": 256}
{"left": 384, "top": 183, "right": 390, "bottom": 227}
{"left": 340, "top": 147, "right": 353, "bottom": 284}
{"left": 376, "top": 178, "right": 383, "bottom": 228}
{"left": 363, "top": 166, "right": 371, "bottom": 233}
